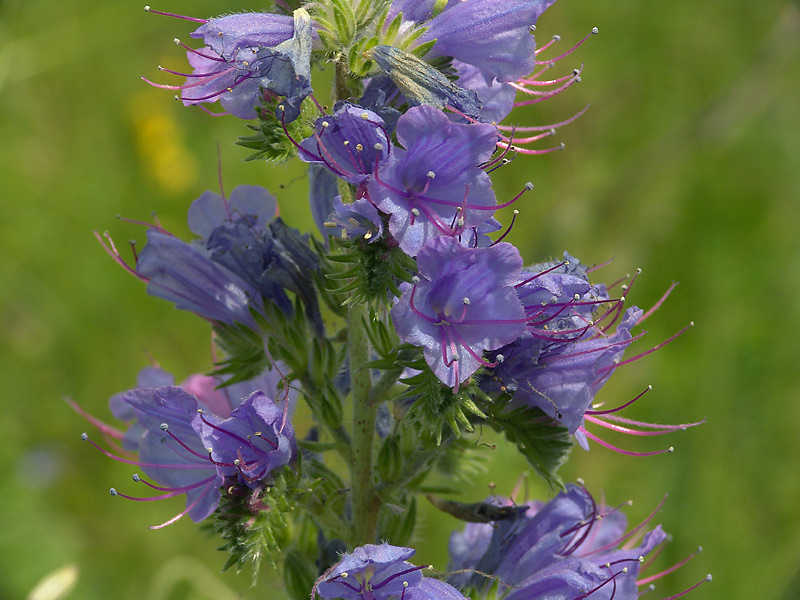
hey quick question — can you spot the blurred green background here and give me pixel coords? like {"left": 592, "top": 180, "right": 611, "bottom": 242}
{"left": 2, "top": 0, "right": 799, "bottom": 598}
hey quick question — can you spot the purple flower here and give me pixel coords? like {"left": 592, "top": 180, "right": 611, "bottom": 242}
{"left": 448, "top": 484, "right": 667, "bottom": 600}
{"left": 317, "top": 543, "right": 467, "bottom": 600}
{"left": 392, "top": 237, "right": 526, "bottom": 388}
{"left": 137, "top": 184, "right": 323, "bottom": 331}
{"left": 298, "top": 103, "right": 391, "bottom": 186}
{"left": 452, "top": 60, "right": 517, "bottom": 125}
{"left": 136, "top": 228, "right": 265, "bottom": 328}
{"left": 419, "top": 0, "right": 559, "bottom": 84}
{"left": 368, "top": 105, "right": 498, "bottom": 256}
{"left": 196, "top": 391, "right": 296, "bottom": 487}
{"left": 111, "top": 386, "right": 224, "bottom": 526}
{"left": 480, "top": 254, "right": 630, "bottom": 436}
{"left": 325, "top": 196, "right": 384, "bottom": 243}
{"left": 146, "top": 9, "right": 313, "bottom": 121}
{"left": 83, "top": 371, "right": 296, "bottom": 527}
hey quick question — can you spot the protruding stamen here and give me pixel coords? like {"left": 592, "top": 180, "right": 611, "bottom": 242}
{"left": 144, "top": 6, "right": 208, "bottom": 23}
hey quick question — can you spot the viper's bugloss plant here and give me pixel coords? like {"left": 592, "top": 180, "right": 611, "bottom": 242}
{"left": 74, "top": 1, "right": 711, "bottom": 598}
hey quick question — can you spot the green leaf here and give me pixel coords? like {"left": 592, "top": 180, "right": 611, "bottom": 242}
{"left": 490, "top": 406, "right": 573, "bottom": 490}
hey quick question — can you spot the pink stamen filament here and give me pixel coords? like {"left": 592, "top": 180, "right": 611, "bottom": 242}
{"left": 515, "top": 261, "right": 569, "bottom": 287}
{"left": 534, "top": 35, "right": 560, "bottom": 55}
{"left": 580, "top": 428, "right": 674, "bottom": 457}
{"left": 372, "top": 162, "right": 506, "bottom": 214}
{"left": 637, "top": 548, "right": 702, "bottom": 586}
{"left": 176, "top": 41, "right": 226, "bottom": 62}
{"left": 650, "top": 575, "right": 712, "bottom": 600}
{"left": 496, "top": 142, "right": 565, "bottom": 156}
{"left": 94, "top": 231, "right": 148, "bottom": 281}
{"left": 492, "top": 210, "right": 518, "bottom": 245}
{"left": 536, "top": 29, "right": 597, "bottom": 66}
{"left": 586, "top": 415, "right": 702, "bottom": 436}
{"left": 587, "top": 386, "right": 652, "bottom": 416}
{"left": 600, "top": 323, "right": 693, "bottom": 373}
{"left": 149, "top": 478, "right": 218, "bottom": 529}
{"left": 82, "top": 433, "right": 210, "bottom": 470}
{"left": 143, "top": 6, "right": 208, "bottom": 23}
{"left": 637, "top": 281, "right": 678, "bottom": 325}
{"left": 183, "top": 72, "right": 251, "bottom": 102}
{"left": 583, "top": 495, "right": 667, "bottom": 558}
{"left": 502, "top": 129, "right": 556, "bottom": 145}
{"left": 542, "top": 331, "right": 644, "bottom": 365}
{"left": 497, "top": 104, "right": 590, "bottom": 133}
{"left": 65, "top": 397, "right": 124, "bottom": 440}
{"left": 449, "top": 327, "right": 498, "bottom": 369}
{"left": 571, "top": 566, "right": 623, "bottom": 600}
{"left": 597, "top": 413, "right": 707, "bottom": 431}
{"left": 196, "top": 104, "right": 229, "bottom": 117}
{"left": 408, "top": 283, "right": 440, "bottom": 325}
{"left": 514, "top": 77, "right": 580, "bottom": 107}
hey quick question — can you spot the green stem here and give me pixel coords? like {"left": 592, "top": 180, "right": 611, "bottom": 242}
{"left": 348, "top": 303, "right": 381, "bottom": 545}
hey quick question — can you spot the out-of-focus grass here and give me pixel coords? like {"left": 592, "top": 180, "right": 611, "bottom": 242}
{"left": 1, "top": 1, "right": 798, "bottom": 599}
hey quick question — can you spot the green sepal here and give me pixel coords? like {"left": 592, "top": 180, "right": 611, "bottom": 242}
{"left": 489, "top": 405, "right": 573, "bottom": 490}
{"left": 397, "top": 360, "right": 490, "bottom": 445}
{"left": 237, "top": 95, "right": 315, "bottom": 163}
{"left": 409, "top": 39, "right": 436, "bottom": 58}
{"left": 212, "top": 316, "right": 269, "bottom": 386}
{"left": 330, "top": 0, "right": 357, "bottom": 46}
{"left": 325, "top": 234, "right": 416, "bottom": 307}
{"left": 201, "top": 466, "right": 299, "bottom": 585}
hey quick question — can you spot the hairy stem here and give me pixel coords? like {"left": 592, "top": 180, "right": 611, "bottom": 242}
{"left": 348, "top": 303, "right": 381, "bottom": 545}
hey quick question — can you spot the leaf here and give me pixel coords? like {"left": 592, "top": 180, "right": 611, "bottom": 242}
{"left": 490, "top": 406, "right": 573, "bottom": 490}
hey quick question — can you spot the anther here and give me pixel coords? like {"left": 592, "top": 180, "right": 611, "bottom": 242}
{"left": 81, "top": 432, "right": 88, "bottom": 441}
{"left": 553, "top": 35, "right": 561, "bottom": 41}
{"left": 132, "top": 473, "right": 141, "bottom": 482}
{"left": 592, "top": 27, "right": 599, "bottom": 34}
{"left": 356, "top": 143, "right": 364, "bottom": 152}
{"left": 525, "top": 181, "right": 534, "bottom": 191}
{"left": 411, "top": 276, "right": 420, "bottom": 284}
{"left": 496, "top": 354, "right": 505, "bottom": 363}
{"left": 668, "top": 446, "right": 674, "bottom": 452}
{"left": 321, "top": 120, "right": 330, "bottom": 128}
{"left": 426, "top": 170, "right": 436, "bottom": 179}
{"left": 144, "top": 5, "right": 151, "bottom": 11}
{"left": 173, "top": 38, "right": 180, "bottom": 45}
{"left": 374, "top": 143, "right": 384, "bottom": 151}
{"left": 411, "top": 208, "right": 420, "bottom": 216}
{"left": 529, "top": 24, "right": 536, "bottom": 32}
{"left": 360, "top": 112, "right": 369, "bottom": 120}
{"left": 110, "top": 488, "right": 118, "bottom": 496}
{"left": 462, "top": 297, "right": 470, "bottom": 305}
{"left": 160, "top": 423, "right": 169, "bottom": 431}
{"left": 343, "top": 140, "right": 350, "bottom": 146}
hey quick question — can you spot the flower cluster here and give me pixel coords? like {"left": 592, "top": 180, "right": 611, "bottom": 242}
{"left": 75, "top": 1, "right": 710, "bottom": 598}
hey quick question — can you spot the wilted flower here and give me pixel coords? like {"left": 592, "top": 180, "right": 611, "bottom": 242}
{"left": 143, "top": 8, "right": 313, "bottom": 121}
